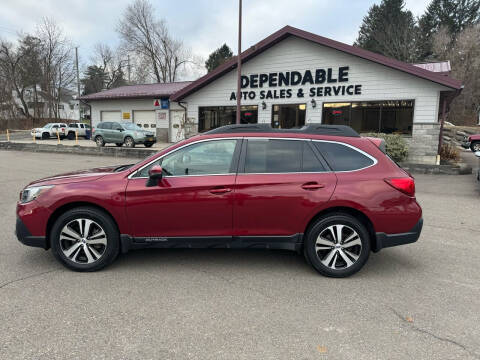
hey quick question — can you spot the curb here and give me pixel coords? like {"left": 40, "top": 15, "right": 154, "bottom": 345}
{"left": 400, "top": 162, "right": 472, "bottom": 175}
{"left": 0, "top": 141, "right": 157, "bottom": 159}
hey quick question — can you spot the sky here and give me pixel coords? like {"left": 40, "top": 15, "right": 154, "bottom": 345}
{"left": 0, "top": 0, "right": 431, "bottom": 80}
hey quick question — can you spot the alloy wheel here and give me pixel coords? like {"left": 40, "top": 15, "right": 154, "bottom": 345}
{"left": 315, "top": 224, "right": 362, "bottom": 270}
{"left": 59, "top": 218, "right": 108, "bottom": 264}
{"left": 473, "top": 142, "right": 480, "bottom": 152}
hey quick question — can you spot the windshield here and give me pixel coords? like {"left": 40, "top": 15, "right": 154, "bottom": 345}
{"left": 122, "top": 123, "right": 141, "bottom": 130}
{"left": 44, "top": 124, "right": 53, "bottom": 129}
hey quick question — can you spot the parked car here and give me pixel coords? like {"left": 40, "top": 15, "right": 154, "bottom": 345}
{"left": 16, "top": 124, "right": 422, "bottom": 277}
{"left": 92, "top": 121, "right": 156, "bottom": 148}
{"left": 462, "top": 133, "right": 480, "bottom": 152}
{"left": 66, "top": 123, "right": 91, "bottom": 140}
{"left": 31, "top": 123, "right": 67, "bottom": 139}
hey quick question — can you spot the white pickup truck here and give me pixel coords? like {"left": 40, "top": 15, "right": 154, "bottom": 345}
{"left": 31, "top": 123, "right": 67, "bottom": 139}
{"left": 66, "top": 123, "right": 91, "bottom": 139}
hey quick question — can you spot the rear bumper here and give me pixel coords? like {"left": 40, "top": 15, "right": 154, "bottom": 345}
{"left": 15, "top": 217, "right": 47, "bottom": 249}
{"left": 374, "top": 218, "right": 423, "bottom": 252}
{"left": 461, "top": 141, "right": 471, "bottom": 149}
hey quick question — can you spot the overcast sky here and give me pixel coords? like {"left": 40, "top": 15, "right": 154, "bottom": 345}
{"left": 0, "top": 0, "right": 431, "bottom": 80}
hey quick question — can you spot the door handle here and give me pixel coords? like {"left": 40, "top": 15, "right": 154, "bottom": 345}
{"left": 209, "top": 187, "right": 232, "bottom": 194}
{"left": 301, "top": 182, "right": 325, "bottom": 190}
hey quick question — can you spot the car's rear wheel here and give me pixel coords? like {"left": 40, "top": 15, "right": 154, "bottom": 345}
{"left": 95, "top": 136, "right": 105, "bottom": 147}
{"left": 304, "top": 213, "right": 370, "bottom": 277}
{"left": 471, "top": 141, "right": 480, "bottom": 152}
{"left": 67, "top": 132, "right": 75, "bottom": 140}
{"left": 144, "top": 142, "right": 154, "bottom": 148}
{"left": 115, "top": 143, "right": 123, "bottom": 147}
{"left": 50, "top": 207, "right": 120, "bottom": 272}
{"left": 124, "top": 136, "right": 135, "bottom": 148}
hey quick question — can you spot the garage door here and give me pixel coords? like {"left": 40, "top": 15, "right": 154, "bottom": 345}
{"left": 101, "top": 111, "right": 121, "bottom": 122}
{"left": 133, "top": 110, "right": 156, "bottom": 130}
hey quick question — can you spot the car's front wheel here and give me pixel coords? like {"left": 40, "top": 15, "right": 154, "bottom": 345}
{"left": 124, "top": 136, "right": 135, "bottom": 148}
{"left": 304, "top": 213, "right": 370, "bottom": 277}
{"left": 50, "top": 207, "right": 120, "bottom": 272}
{"left": 471, "top": 141, "right": 480, "bottom": 152}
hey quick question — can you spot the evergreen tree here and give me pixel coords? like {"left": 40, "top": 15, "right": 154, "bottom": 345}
{"left": 81, "top": 66, "right": 108, "bottom": 95}
{"left": 418, "top": 0, "right": 480, "bottom": 59}
{"left": 355, "top": 0, "right": 421, "bottom": 62}
{"left": 205, "top": 44, "right": 233, "bottom": 73}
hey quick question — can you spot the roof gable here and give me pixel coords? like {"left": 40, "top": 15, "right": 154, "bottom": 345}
{"left": 171, "top": 25, "right": 462, "bottom": 101}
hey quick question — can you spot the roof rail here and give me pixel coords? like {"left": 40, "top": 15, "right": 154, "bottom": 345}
{"left": 204, "top": 123, "right": 360, "bottom": 137}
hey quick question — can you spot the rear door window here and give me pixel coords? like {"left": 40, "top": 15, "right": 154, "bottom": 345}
{"left": 244, "top": 139, "right": 304, "bottom": 173}
{"left": 302, "top": 142, "right": 326, "bottom": 172}
{"left": 313, "top": 141, "right": 375, "bottom": 171}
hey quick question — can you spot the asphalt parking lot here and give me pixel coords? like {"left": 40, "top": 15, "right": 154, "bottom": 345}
{"left": 1, "top": 150, "right": 479, "bottom": 360}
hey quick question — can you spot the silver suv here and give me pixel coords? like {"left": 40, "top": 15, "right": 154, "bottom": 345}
{"left": 92, "top": 122, "right": 156, "bottom": 148}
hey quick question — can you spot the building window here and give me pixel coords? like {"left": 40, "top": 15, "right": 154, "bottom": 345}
{"left": 271, "top": 104, "right": 306, "bottom": 129}
{"left": 198, "top": 106, "right": 258, "bottom": 132}
{"left": 322, "top": 100, "right": 414, "bottom": 135}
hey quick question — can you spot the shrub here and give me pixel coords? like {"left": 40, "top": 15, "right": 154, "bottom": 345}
{"left": 440, "top": 143, "right": 460, "bottom": 163}
{"left": 364, "top": 133, "right": 409, "bottom": 162}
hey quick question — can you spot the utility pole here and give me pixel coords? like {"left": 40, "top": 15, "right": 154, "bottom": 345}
{"left": 236, "top": 0, "right": 242, "bottom": 124}
{"left": 75, "top": 47, "right": 81, "bottom": 121}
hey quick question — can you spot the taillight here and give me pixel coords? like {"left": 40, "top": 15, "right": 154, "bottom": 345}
{"left": 384, "top": 177, "right": 415, "bottom": 197}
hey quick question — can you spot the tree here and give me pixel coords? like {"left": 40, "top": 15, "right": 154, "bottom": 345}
{"left": 205, "top": 44, "right": 233, "bottom": 72}
{"left": 92, "top": 43, "right": 127, "bottom": 88}
{"left": 418, "top": 0, "right": 480, "bottom": 59}
{"left": 117, "top": 0, "right": 191, "bottom": 82}
{"left": 355, "top": 0, "right": 421, "bottom": 62}
{"left": 81, "top": 65, "right": 108, "bottom": 95}
{"left": 37, "top": 18, "right": 75, "bottom": 119}
{"left": 433, "top": 24, "right": 480, "bottom": 125}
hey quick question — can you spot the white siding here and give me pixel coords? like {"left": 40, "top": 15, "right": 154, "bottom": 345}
{"left": 182, "top": 36, "right": 450, "bottom": 126}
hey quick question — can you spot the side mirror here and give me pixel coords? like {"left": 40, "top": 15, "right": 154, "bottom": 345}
{"left": 146, "top": 165, "right": 163, "bottom": 187}
{"left": 117, "top": 128, "right": 124, "bottom": 132}
{"left": 475, "top": 151, "right": 480, "bottom": 158}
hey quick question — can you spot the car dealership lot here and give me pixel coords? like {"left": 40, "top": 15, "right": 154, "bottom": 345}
{"left": 1, "top": 151, "right": 479, "bottom": 360}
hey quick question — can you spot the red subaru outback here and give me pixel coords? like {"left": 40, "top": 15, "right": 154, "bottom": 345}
{"left": 16, "top": 124, "right": 422, "bottom": 277}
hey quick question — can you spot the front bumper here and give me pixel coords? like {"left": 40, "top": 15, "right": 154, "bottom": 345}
{"left": 138, "top": 135, "right": 156, "bottom": 144}
{"left": 15, "top": 217, "right": 47, "bottom": 249}
{"left": 374, "top": 218, "right": 423, "bottom": 252}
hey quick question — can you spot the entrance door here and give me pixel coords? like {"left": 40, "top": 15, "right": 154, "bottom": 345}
{"left": 125, "top": 139, "right": 241, "bottom": 238}
{"left": 170, "top": 110, "right": 185, "bottom": 142}
{"left": 271, "top": 104, "right": 306, "bottom": 128}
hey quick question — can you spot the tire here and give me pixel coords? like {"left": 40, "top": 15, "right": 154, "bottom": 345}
{"left": 67, "top": 132, "right": 75, "bottom": 140}
{"left": 124, "top": 136, "right": 135, "bottom": 148}
{"left": 60, "top": 135, "right": 66, "bottom": 140}
{"left": 50, "top": 207, "right": 120, "bottom": 272}
{"left": 471, "top": 141, "right": 480, "bottom": 152}
{"left": 115, "top": 143, "right": 123, "bottom": 147}
{"left": 95, "top": 136, "right": 105, "bottom": 147}
{"left": 144, "top": 142, "right": 154, "bottom": 148}
{"left": 42, "top": 132, "right": 49, "bottom": 140}
{"left": 304, "top": 213, "right": 370, "bottom": 278}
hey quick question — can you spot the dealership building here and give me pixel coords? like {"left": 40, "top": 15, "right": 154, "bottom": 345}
{"left": 81, "top": 26, "right": 462, "bottom": 164}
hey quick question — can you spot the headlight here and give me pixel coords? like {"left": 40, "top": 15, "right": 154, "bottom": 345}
{"left": 20, "top": 185, "right": 54, "bottom": 203}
